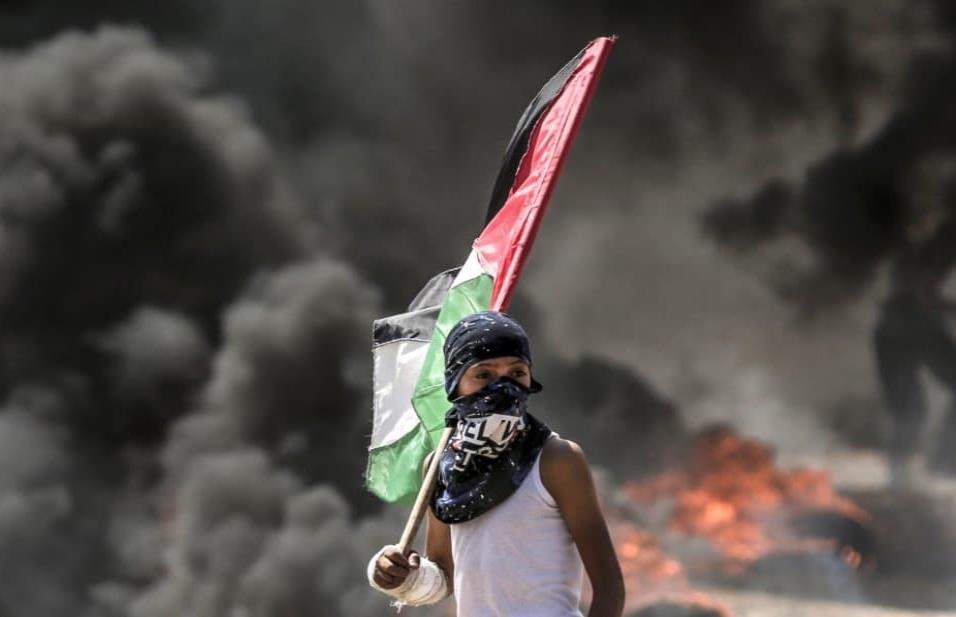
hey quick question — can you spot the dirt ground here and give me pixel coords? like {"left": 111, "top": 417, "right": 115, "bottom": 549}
{"left": 709, "top": 588, "right": 956, "bottom": 617}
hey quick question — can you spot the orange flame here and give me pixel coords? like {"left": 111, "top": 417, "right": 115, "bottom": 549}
{"left": 607, "top": 426, "right": 871, "bottom": 612}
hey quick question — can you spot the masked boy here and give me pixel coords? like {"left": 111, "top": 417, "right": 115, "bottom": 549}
{"left": 368, "top": 311, "right": 625, "bottom": 616}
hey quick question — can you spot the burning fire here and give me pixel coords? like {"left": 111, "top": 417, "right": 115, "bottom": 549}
{"left": 609, "top": 521, "right": 731, "bottom": 616}
{"left": 606, "top": 425, "right": 873, "bottom": 614}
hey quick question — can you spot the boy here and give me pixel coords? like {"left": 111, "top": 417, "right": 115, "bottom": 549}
{"left": 368, "top": 311, "right": 624, "bottom": 616}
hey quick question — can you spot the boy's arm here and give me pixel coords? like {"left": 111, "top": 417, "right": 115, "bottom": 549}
{"left": 368, "top": 455, "right": 454, "bottom": 602}
{"left": 541, "top": 438, "right": 625, "bottom": 617}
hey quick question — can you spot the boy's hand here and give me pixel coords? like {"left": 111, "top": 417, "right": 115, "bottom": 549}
{"left": 372, "top": 545, "right": 421, "bottom": 590}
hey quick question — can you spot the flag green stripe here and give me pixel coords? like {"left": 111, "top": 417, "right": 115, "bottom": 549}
{"left": 365, "top": 422, "right": 433, "bottom": 504}
{"left": 412, "top": 272, "right": 494, "bottom": 446}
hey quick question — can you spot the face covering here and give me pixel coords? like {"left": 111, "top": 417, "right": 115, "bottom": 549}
{"left": 447, "top": 377, "right": 530, "bottom": 472}
{"left": 431, "top": 376, "right": 551, "bottom": 524}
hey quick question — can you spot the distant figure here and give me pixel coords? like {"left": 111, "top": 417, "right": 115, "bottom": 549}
{"left": 874, "top": 209, "right": 956, "bottom": 483}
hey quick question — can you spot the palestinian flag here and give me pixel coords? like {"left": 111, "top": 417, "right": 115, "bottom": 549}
{"left": 366, "top": 37, "right": 615, "bottom": 503}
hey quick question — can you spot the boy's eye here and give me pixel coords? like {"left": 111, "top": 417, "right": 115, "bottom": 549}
{"left": 510, "top": 369, "right": 527, "bottom": 377}
{"left": 474, "top": 371, "right": 492, "bottom": 379}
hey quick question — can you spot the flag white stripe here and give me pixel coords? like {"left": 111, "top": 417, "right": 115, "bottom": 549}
{"left": 450, "top": 249, "right": 484, "bottom": 288}
{"left": 369, "top": 338, "right": 430, "bottom": 449}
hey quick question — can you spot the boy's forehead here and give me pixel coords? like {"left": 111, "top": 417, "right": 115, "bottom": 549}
{"left": 471, "top": 356, "right": 526, "bottom": 367}
{"left": 469, "top": 356, "right": 527, "bottom": 368}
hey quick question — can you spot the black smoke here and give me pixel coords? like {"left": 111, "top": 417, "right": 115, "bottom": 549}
{"left": 701, "top": 3, "right": 956, "bottom": 315}
{"left": 0, "top": 26, "right": 396, "bottom": 617}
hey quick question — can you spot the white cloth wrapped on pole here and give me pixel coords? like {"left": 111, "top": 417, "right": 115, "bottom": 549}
{"left": 367, "top": 545, "right": 449, "bottom": 607}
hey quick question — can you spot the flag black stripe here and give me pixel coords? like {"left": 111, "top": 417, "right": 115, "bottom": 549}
{"left": 372, "top": 305, "right": 440, "bottom": 346}
{"left": 483, "top": 45, "right": 588, "bottom": 225}
{"left": 373, "top": 267, "right": 460, "bottom": 345}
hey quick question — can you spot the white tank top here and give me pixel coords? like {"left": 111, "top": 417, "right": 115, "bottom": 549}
{"left": 449, "top": 436, "right": 584, "bottom": 616}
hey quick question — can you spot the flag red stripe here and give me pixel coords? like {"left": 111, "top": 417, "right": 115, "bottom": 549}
{"left": 473, "top": 36, "right": 615, "bottom": 311}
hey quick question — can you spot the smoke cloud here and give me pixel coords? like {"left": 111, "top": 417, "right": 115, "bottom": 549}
{"left": 0, "top": 25, "right": 400, "bottom": 616}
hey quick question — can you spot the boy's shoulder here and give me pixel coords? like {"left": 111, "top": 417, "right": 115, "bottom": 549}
{"left": 541, "top": 435, "right": 585, "bottom": 463}
{"left": 539, "top": 436, "right": 590, "bottom": 493}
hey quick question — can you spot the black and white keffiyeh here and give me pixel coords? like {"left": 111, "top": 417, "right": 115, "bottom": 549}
{"left": 430, "top": 311, "right": 550, "bottom": 524}
{"left": 431, "top": 377, "right": 551, "bottom": 524}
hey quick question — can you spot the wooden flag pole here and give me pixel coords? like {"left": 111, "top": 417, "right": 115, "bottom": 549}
{"left": 397, "top": 426, "right": 455, "bottom": 555}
